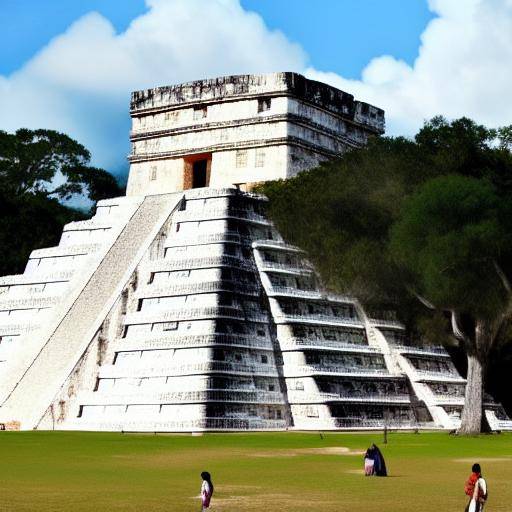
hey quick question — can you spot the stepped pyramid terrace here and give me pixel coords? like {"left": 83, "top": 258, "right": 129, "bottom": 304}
{"left": 0, "top": 72, "right": 510, "bottom": 432}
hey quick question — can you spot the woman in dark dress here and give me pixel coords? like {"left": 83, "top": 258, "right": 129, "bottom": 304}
{"left": 372, "top": 444, "right": 387, "bottom": 476}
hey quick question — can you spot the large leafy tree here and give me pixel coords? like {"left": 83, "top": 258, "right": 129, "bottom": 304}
{"left": 391, "top": 176, "right": 512, "bottom": 434}
{"left": 0, "top": 129, "right": 124, "bottom": 275}
{"left": 259, "top": 117, "right": 512, "bottom": 434}
{"left": 0, "top": 129, "right": 122, "bottom": 201}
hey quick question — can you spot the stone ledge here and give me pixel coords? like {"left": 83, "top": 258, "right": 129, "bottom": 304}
{"left": 129, "top": 113, "right": 376, "bottom": 143}
{"left": 30, "top": 243, "right": 102, "bottom": 259}
{"left": 128, "top": 135, "right": 343, "bottom": 163}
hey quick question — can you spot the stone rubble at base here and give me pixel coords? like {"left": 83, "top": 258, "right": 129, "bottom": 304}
{"left": 0, "top": 72, "right": 510, "bottom": 432}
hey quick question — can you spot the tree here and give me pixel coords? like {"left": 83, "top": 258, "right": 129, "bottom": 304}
{"left": 0, "top": 128, "right": 123, "bottom": 276}
{"left": 259, "top": 117, "right": 512, "bottom": 434}
{"left": 0, "top": 129, "right": 123, "bottom": 201}
{"left": 0, "top": 191, "right": 85, "bottom": 276}
{"left": 390, "top": 176, "right": 512, "bottom": 434}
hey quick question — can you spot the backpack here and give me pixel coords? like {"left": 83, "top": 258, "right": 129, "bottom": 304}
{"left": 465, "top": 475, "right": 488, "bottom": 502}
{"left": 465, "top": 473, "right": 478, "bottom": 497}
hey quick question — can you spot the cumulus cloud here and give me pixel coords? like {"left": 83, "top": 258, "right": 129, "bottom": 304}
{"left": 307, "top": 0, "right": 512, "bottom": 135}
{"left": 1, "top": 0, "right": 511, "bottom": 179}
{"left": 0, "top": 0, "right": 305, "bottom": 176}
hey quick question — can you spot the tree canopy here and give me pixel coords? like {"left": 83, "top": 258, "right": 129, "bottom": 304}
{"left": 0, "top": 129, "right": 122, "bottom": 202}
{"left": 0, "top": 128, "right": 124, "bottom": 275}
{"left": 0, "top": 191, "right": 85, "bottom": 276}
{"left": 391, "top": 175, "right": 511, "bottom": 320}
{"left": 259, "top": 116, "right": 512, "bottom": 434}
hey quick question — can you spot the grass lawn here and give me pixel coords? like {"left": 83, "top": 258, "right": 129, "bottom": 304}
{"left": 0, "top": 430, "right": 511, "bottom": 512}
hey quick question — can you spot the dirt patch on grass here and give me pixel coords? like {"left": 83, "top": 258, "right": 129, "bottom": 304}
{"left": 216, "top": 485, "right": 262, "bottom": 492}
{"left": 250, "top": 446, "right": 364, "bottom": 458}
{"left": 211, "top": 493, "right": 338, "bottom": 511}
{"left": 346, "top": 469, "right": 365, "bottom": 475}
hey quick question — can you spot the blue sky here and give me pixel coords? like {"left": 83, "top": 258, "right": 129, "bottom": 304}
{"left": 1, "top": 0, "right": 433, "bottom": 79}
{"left": 0, "top": 0, "right": 147, "bottom": 74}
{"left": 0, "top": 0, "right": 510, "bottom": 180}
{"left": 241, "top": 0, "right": 434, "bottom": 79}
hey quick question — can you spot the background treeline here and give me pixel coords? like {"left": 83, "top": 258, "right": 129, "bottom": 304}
{"left": 259, "top": 117, "right": 512, "bottom": 434}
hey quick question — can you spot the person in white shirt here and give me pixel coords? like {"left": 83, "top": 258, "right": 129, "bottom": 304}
{"left": 200, "top": 471, "right": 214, "bottom": 510}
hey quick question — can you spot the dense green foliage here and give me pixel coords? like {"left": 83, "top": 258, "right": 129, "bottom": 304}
{"left": 0, "top": 129, "right": 123, "bottom": 275}
{"left": 260, "top": 135, "right": 426, "bottom": 313}
{"left": 391, "top": 175, "right": 510, "bottom": 320}
{"left": 0, "top": 191, "right": 85, "bottom": 276}
{"left": 260, "top": 117, "right": 512, "bottom": 310}
{"left": 0, "top": 129, "right": 122, "bottom": 201}
{"left": 0, "top": 431, "right": 511, "bottom": 511}
{"left": 259, "top": 117, "right": 512, "bottom": 431}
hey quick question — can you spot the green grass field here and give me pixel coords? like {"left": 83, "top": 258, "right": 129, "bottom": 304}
{"left": 1, "top": 431, "right": 511, "bottom": 512}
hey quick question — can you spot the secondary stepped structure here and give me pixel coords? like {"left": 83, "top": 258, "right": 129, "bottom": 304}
{"left": 0, "top": 72, "right": 510, "bottom": 432}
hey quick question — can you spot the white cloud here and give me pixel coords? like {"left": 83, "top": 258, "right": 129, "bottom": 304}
{"left": 0, "top": 0, "right": 305, "bottom": 175}
{"left": 307, "top": 0, "right": 512, "bottom": 135}
{"left": 1, "top": 0, "right": 511, "bottom": 179}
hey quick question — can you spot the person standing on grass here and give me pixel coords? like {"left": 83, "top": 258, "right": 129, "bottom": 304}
{"left": 464, "top": 463, "right": 488, "bottom": 512}
{"left": 372, "top": 444, "right": 387, "bottom": 476}
{"left": 364, "top": 445, "right": 375, "bottom": 475}
{"left": 363, "top": 444, "right": 387, "bottom": 476}
{"left": 200, "top": 471, "right": 214, "bottom": 510}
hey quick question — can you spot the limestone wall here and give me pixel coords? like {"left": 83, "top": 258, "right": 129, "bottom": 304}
{"left": 127, "top": 159, "right": 184, "bottom": 196}
{"left": 210, "top": 146, "right": 289, "bottom": 187}
{"left": 129, "top": 72, "right": 384, "bottom": 135}
{"left": 131, "top": 96, "right": 289, "bottom": 134}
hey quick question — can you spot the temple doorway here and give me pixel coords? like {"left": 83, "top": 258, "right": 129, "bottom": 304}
{"left": 183, "top": 154, "right": 211, "bottom": 189}
{"left": 192, "top": 159, "right": 208, "bottom": 188}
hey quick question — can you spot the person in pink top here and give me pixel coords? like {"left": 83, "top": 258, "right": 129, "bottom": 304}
{"left": 200, "top": 471, "right": 214, "bottom": 510}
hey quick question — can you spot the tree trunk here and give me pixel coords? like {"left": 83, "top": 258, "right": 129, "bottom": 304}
{"left": 458, "top": 352, "right": 484, "bottom": 434}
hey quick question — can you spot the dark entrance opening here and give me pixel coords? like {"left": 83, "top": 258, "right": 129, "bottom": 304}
{"left": 183, "top": 153, "right": 211, "bottom": 190}
{"left": 192, "top": 159, "right": 208, "bottom": 188}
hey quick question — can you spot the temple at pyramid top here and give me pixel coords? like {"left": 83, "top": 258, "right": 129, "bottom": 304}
{"left": 126, "top": 72, "right": 385, "bottom": 196}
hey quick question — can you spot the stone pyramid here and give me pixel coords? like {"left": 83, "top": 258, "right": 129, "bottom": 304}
{"left": 0, "top": 73, "right": 509, "bottom": 432}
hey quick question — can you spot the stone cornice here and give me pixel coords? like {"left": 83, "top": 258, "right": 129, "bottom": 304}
{"left": 128, "top": 136, "right": 353, "bottom": 164}
{"left": 129, "top": 113, "right": 371, "bottom": 144}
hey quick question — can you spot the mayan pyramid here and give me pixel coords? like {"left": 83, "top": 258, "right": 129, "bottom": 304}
{"left": 0, "top": 72, "right": 509, "bottom": 432}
